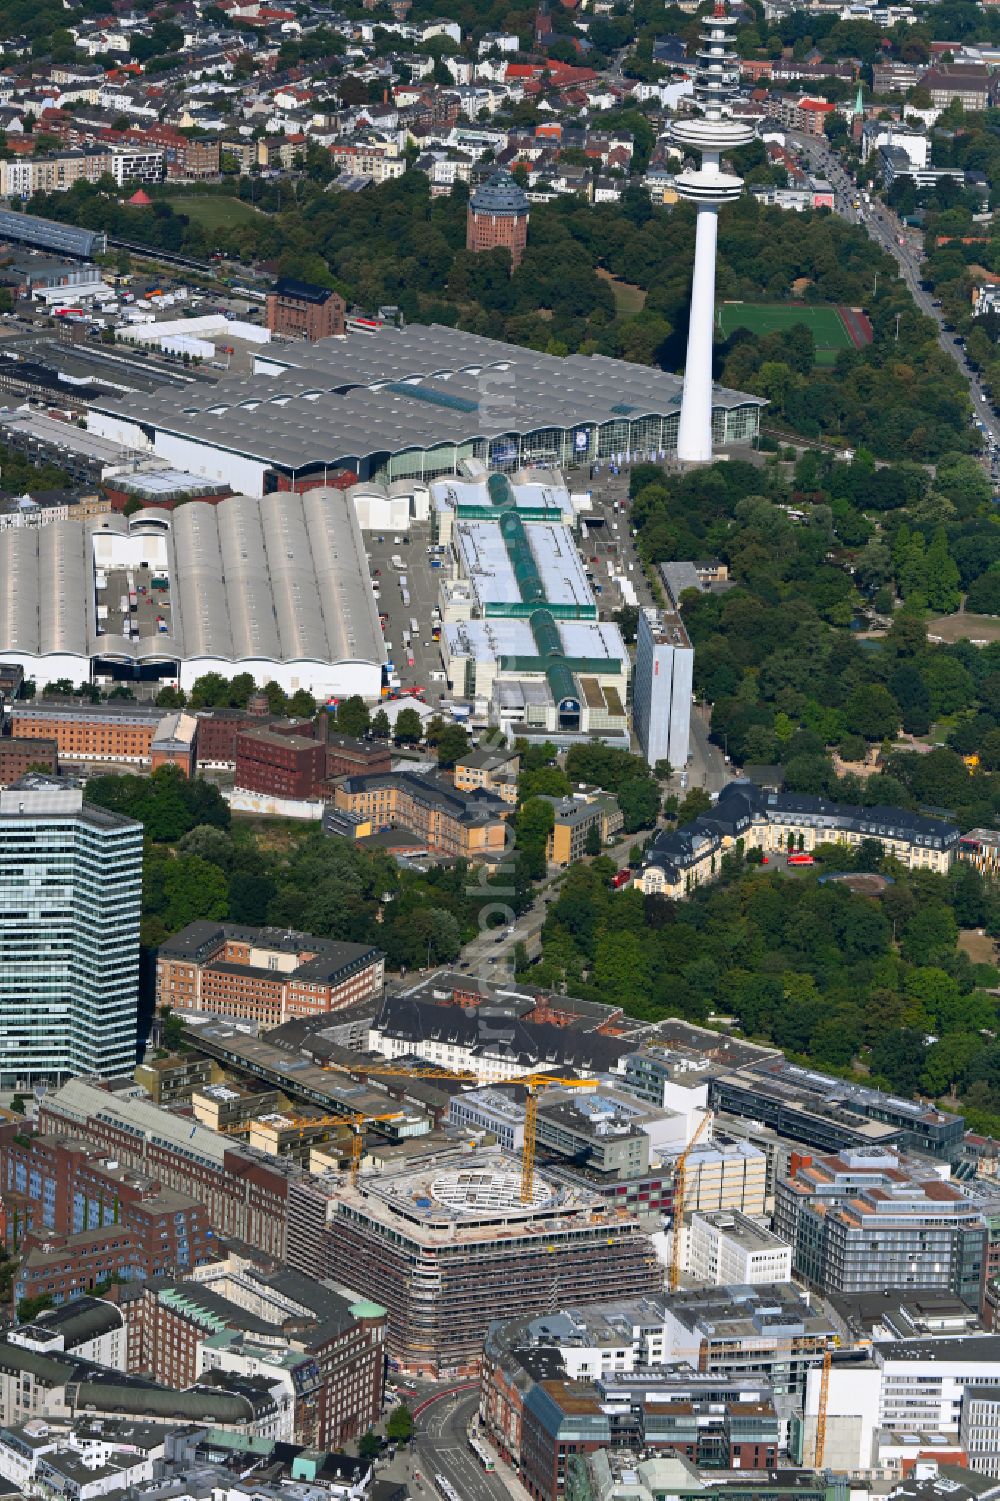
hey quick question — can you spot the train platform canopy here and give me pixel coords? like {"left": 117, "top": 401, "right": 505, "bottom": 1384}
{"left": 87, "top": 322, "right": 765, "bottom": 496}
{"left": 0, "top": 208, "right": 107, "bottom": 258}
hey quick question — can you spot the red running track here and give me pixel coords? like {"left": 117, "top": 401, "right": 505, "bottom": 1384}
{"left": 839, "top": 304, "right": 873, "bottom": 351}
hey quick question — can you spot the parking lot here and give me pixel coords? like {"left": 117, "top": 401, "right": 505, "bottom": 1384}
{"left": 0, "top": 274, "right": 274, "bottom": 389}
{"left": 364, "top": 519, "right": 450, "bottom": 706}
{"left": 569, "top": 463, "right": 653, "bottom": 620}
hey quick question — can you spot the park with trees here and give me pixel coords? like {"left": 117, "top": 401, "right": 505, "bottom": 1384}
{"left": 88, "top": 760, "right": 534, "bottom": 970}
{"left": 27, "top": 153, "right": 973, "bottom": 462}
{"left": 624, "top": 453, "right": 1000, "bottom": 828}
{"left": 527, "top": 837, "right": 1000, "bottom": 1136}
{"left": 505, "top": 445, "right": 1000, "bottom": 1136}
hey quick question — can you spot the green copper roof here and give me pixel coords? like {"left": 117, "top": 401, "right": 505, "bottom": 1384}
{"left": 349, "top": 1299, "right": 387, "bottom": 1319}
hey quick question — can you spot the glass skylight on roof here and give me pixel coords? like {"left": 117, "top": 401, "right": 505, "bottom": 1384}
{"left": 385, "top": 382, "right": 479, "bottom": 414}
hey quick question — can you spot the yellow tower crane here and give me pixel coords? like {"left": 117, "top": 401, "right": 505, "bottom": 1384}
{"left": 814, "top": 1345, "right": 833, "bottom": 1469}
{"left": 668, "top": 1109, "right": 713, "bottom": 1294}
{"left": 312, "top": 1058, "right": 598, "bottom": 1201}
{"left": 663, "top": 1333, "right": 841, "bottom": 1470}
{"left": 222, "top": 1108, "right": 405, "bottom": 1182}
{"left": 213, "top": 1050, "right": 843, "bottom": 1462}
{"left": 279, "top": 1110, "right": 408, "bottom": 1181}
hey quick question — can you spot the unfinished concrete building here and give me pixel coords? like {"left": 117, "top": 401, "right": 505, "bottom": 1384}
{"left": 323, "top": 1148, "right": 662, "bottom": 1376}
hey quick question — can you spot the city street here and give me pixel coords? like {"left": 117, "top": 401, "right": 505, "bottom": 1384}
{"left": 459, "top": 890, "right": 551, "bottom": 984}
{"left": 456, "top": 815, "right": 662, "bottom": 989}
{"left": 789, "top": 131, "right": 1000, "bottom": 446}
{"left": 371, "top": 1382, "right": 524, "bottom": 1501}
{"left": 411, "top": 1389, "right": 510, "bottom": 1501}
{"left": 689, "top": 702, "right": 730, "bottom": 793}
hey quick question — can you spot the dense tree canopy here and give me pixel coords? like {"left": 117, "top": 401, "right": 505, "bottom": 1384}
{"left": 29, "top": 162, "right": 973, "bottom": 459}
{"left": 624, "top": 454, "right": 1000, "bottom": 832}
{"left": 530, "top": 846, "right": 1000, "bottom": 1131}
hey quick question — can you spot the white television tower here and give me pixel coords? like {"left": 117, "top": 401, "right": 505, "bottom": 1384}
{"left": 671, "top": 4, "right": 754, "bottom": 463}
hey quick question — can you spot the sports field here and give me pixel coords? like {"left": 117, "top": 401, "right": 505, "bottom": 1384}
{"left": 717, "top": 301, "right": 872, "bottom": 366}
{"left": 165, "top": 195, "right": 260, "bottom": 231}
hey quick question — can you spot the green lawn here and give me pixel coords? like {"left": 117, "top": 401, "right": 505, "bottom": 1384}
{"left": 717, "top": 301, "right": 855, "bottom": 367}
{"left": 164, "top": 195, "right": 261, "bottom": 230}
{"left": 597, "top": 268, "right": 647, "bottom": 315}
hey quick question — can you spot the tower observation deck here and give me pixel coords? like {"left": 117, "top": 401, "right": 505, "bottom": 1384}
{"left": 670, "top": 4, "right": 755, "bottom": 462}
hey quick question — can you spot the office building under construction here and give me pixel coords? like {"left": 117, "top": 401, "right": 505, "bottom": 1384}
{"left": 324, "top": 1147, "right": 662, "bottom": 1376}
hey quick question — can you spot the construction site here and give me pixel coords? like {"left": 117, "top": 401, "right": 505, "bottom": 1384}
{"left": 170, "top": 1000, "right": 729, "bottom": 1379}
{"left": 322, "top": 1146, "right": 662, "bottom": 1376}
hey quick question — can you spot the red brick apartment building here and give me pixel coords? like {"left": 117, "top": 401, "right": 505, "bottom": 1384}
{"left": 266, "top": 278, "right": 346, "bottom": 341}
{"left": 155, "top": 920, "right": 384, "bottom": 1028}
{"left": 37, "top": 1079, "right": 293, "bottom": 1262}
{"left": 195, "top": 710, "right": 313, "bottom": 768}
{"left": 234, "top": 726, "right": 327, "bottom": 799}
{"left": 10, "top": 699, "right": 165, "bottom": 766}
{"left": 0, "top": 736, "right": 58, "bottom": 785}
{"left": 195, "top": 707, "right": 268, "bottom": 767}
{"left": 325, "top": 732, "right": 392, "bottom": 780}
{"left": 0, "top": 1129, "right": 213, "bottom": 1306}
{"left": 131, "top": 126, "right": 219, "bottom": 178}
{"left": 129, "top": 1264, "right": 385, "bottom": 1447}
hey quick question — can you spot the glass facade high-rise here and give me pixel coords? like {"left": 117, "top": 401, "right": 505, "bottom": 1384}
{"left": 0, "top": 778, "right": 142, "bottom": 1087}
{"left": 774, "top": 1147, "right": 987, "bottom": 1307}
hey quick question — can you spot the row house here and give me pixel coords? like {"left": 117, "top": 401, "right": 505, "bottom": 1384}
{"left": 1, "top": 148, "right": 108, "bottom": 197}
{"left": 129, "top": 125, "right": 220, "bottom": 177}
{"left": 98, "top": 84, "right": 159, "bottom": 119}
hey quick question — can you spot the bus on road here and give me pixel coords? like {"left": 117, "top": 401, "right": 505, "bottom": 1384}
{"left": 469, "top": 1437, "right": 496, "bottom": 1472}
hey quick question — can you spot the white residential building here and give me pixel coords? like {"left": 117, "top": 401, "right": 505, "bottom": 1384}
{"left": 0, "top": 1423, "right": 157, "bottom": 1499}
{"left": 667, "top": 1142, "right": 769, "bottom": 1272}
{"left": 688, "top": 1210, "right": 793, "bottom": 1285}
{"left": 109, "top": 147, "right": 164, "bottom": 185}
{"left": 478, "top": 32, "right": 520, "bottom": 55}
{"left": 633, "top": 604, "right": 693, "bottom": 770}
{"left": 421, "top": 18, "right": 462, "bottom": 44}
{"left": 861, "top": 120, "right": 928, "bottom": 166}
{"left": 802, "top": 1337, "right": 1000, "bottom": 1474}
{"left": 8, "top": 1301, "right": 126, "bottom": 1370}
{"left": 0, "top": 496, "right": 71, "bottom": 532}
